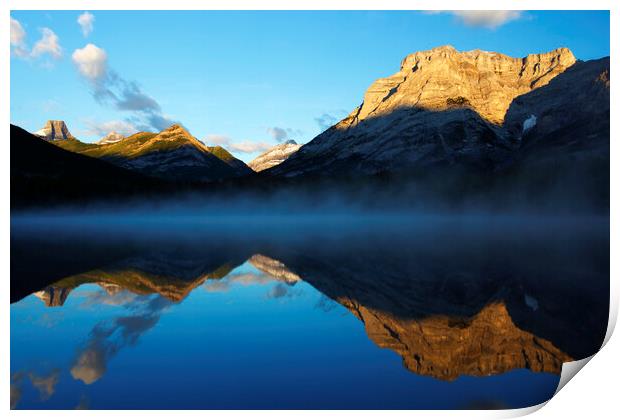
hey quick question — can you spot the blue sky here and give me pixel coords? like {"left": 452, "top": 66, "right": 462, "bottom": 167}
{"left": 10, "top": 10, "right": 610, "bottom": 161}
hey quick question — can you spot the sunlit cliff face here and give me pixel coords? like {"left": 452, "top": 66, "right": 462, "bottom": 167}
{"left": 343, "top": 46, "right": 576, "bottom": 127}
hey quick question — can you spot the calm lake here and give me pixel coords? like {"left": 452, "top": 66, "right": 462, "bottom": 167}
{"left": 10, "top": 213, "right": 609, "bottom": 409}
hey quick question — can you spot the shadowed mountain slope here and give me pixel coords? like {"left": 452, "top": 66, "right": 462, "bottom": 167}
{"left": 10, "top": 124, "right": 166, "bottom": 208}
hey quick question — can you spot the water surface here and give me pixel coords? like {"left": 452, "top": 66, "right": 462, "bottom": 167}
{"left": 10, "top": 214, "right": 609, "bottom": 409}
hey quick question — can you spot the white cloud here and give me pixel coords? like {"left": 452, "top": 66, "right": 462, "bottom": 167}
{"left": 10, "top": 17, "right": 27, "bottom": 53}
{"left": 30, "top": 28, "right": 62, "bottom": 59}
{"left": 77, "top": 12, "right": 95, "bottom": 37}
{"left": 206, "top": 134, "right": 273, "bottom": 154}
{"left": 10, "top": 18, "right": 63, "bottom": 61}
{"left": 432, "top": 11, "right": 523, "bottom": 29}
{"left": 10, "top": 17, "right": 30, "bottom": 58}
{"left": 72, "top": 43, "right": 108, "bottom": 80}
{"left": 31, "top": 28, "right": 62, "bottom": 59}
{"left": 82, "top": 119, "right": 138, "bottom": 137}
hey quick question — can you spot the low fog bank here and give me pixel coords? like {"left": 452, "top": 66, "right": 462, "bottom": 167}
{"left": 11, "top": 168, "right": 609, "bottom": 221}
{"left": 11, "top": 145, "right": 609, "bottom": 219}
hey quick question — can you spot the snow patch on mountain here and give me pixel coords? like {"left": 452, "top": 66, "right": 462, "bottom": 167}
{"left": 522, "top": 115, "right": 537, "bottom": 133}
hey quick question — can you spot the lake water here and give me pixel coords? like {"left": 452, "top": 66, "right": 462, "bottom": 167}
{"left": 10, "top": 213, "right": 609, "bottom": 409}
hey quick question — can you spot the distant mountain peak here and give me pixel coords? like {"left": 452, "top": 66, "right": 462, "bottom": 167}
{"left": 160, "top": 123, "right": 190, "bottom": 137}
{"left": 34, "top": 120, "right": 73, "bottom": 141}
{"left": 248, "top": 141, "right": 302, "bottom": 172}
{"left": 97, "top": 131, "right": 125, "bottom": 145}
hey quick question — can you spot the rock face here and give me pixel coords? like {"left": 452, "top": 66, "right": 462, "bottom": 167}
{"left": 504, "top": 57, "right": 610, "bottom": 158}
{"left": 267, "top": 46, "right": 588, "bottom": 177}
{"left": 34, "top": 120, "right": 73, "bottom": 141}
{"left": 248, "top": 140, "right": 302, "bottom": 172}
{"left": 54, "top": 123, "right": 252, "bottom": 182}
{"left": 97, "top": 131, "right": 124, "bottom": 145}
{"left": 354, "top": 46, "right": 575, "bottom": 125}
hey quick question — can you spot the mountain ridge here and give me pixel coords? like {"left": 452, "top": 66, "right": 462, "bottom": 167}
{"left": 266, "top": 46, "right": 606, "bottom": 178}
{"left": 10, "top": 124, "right": 165, "bottom": 208}
{"left": 50, "top": 123, "right": 253, "bottom": 182}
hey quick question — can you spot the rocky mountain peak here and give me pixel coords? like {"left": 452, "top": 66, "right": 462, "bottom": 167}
{"left": 34, "top": 120, "right": 73, "bottom": 141}
{"left": 284, "top": 139, "right": 297, "bottom": 145}
{"left": 161, "top": 123, "right": 189, "bottom": 136}
{"left": 267, "top": 46, "right": 595, "bottom": 179}
{"left": 350, "top": 46, "right": 576, "bottom": 126}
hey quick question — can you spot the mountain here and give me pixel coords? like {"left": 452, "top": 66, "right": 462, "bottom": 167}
{"left": 266, "top": 46, "right": 607, "bottom": 178}
{"left": 248, "top": 140, "right": 302, "bottom": 172}
{"left": 204, "top": 144, "right": 254, "bottom": 175}
{"left": 54, "top": 124, "right": 253, "bottom": 182}
{"left": 97, "top": 131, "right": 124, "bottom": 145}
{"left": 10, "top": 124, "right": 163, "bottom": 208}
{"left": 34, "top": 120, "right": 73, "bottom": 141}
{"left": 503, "top": 56, "right": 610, "bottom": 159}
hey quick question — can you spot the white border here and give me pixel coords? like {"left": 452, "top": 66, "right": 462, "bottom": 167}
{"left": 2, "top": 1, "right": 617, "bottom": 419}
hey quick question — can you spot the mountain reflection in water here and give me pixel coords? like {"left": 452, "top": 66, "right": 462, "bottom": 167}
{"left": 10, "top": 215, "right": 609, "bottom": 409}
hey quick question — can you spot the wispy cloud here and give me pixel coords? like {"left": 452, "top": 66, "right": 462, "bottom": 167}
{"left": 204, "top": 271, "right": 282, "bottom": 293}
{"left": 10, "top": 17, "right": 28, "bottom": 57}
{"left": 31, "top": 28, "right": 62, "bottom": 59}
{"left": 80, "top": 119, "right": 138, "bottom": 138}
{"left": 315, "top": 111, "right": 347, "bottom": 131}
{"left": 77, "top": 11, "right": 95, "bottom": 37}
{"left": 41, "top": 99, "right": 62, "bottom": 113}
{"left": 267, "top": 127, "right": 287, "bottom": 142}
{"left": 267, "top": 127, "right": 303, "bottom": 142}
{"left": 266, "top": 283, "right": 302, "bottom": 299}
{"left": 71, "top": 43, "right": 176, "bottom": 132}
{"left": 205, "top": 134, "right": 273, "bottom": 154}
{"left": 429, "top": 11, "right": 523, "bottom": 29}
